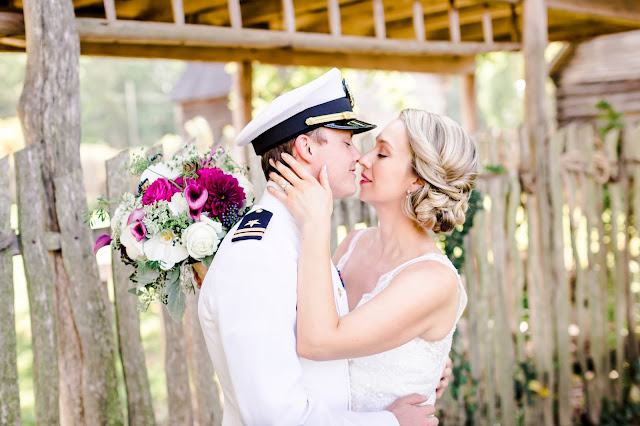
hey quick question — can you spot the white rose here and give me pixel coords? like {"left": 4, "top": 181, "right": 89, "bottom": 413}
{"left": 182, "top": 215, "right": 223, "bottom": 260}
{"left": 140, "top": 162, "right": 181, "bottom": 185}
{"left": 119, "top": 223, "right": 146, "bottom": 260}
{"left": 233, "top": 172, "right": 254, "bottom": 207}
{"left": 144, "top": 230, "right": 189, "bottom": 270}
{"left": 168, "top": 192, "right": 188, "bottom": 215}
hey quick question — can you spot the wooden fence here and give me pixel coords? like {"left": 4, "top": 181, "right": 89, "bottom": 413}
{"left": 436, "top": 120, "right": 640, "bottom": 425}
{"left": 1, "top": 120, "right": 639, "bottom": 425}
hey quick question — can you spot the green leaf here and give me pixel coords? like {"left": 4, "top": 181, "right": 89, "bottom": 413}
{"left": 128, "top": 286, "right": 142, "bottom": 296}
{"left": 484, "top": 164, "right": 506, "bottom": 174}
{"left": 201, "top": 255, "right": 215, "bottom": 269}
{"left": 165, "top": 270, "right": 186, "bottom": 322}
{"left": 131, "top": 268, "right": 160, "bottom": 285}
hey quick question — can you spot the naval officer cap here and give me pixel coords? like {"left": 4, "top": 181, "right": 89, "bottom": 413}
{"left": 236, "top": 68, "right": 376, "bottom": 155}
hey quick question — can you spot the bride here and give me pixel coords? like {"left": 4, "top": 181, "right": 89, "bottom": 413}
{"left": 267, "top": 108, "right": 478, "bottom": 411}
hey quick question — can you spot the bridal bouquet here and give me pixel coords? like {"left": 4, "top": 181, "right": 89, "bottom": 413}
{"left": 91, "top": 145, "right": 254, "bottom": 320}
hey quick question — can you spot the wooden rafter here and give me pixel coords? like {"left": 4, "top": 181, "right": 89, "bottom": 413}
{"left": 103, "top": 0, "right": 116, "bottom": 21}
{"left": 70, "top": 17, "right": 518, "bottom": 55}
{"left": 412, "top": 0, "right": 425, "bottom": 41}
{"left": 328, "top": 0, "right": 342, "bottom": 36}
{"left": 78, "top": 42, "right": 478, "bottom": 74}
{"left": 547, "top": 0, "right": 640, "bottom": 26}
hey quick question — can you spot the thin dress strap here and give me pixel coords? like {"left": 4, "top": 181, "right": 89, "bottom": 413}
{"left": 336, "top": 229, "right": 368, "bottom": 271}
{"left": 382, "top": 253, "right": 466, "bottom": 321}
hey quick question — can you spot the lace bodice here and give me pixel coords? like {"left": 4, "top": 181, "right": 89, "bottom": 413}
{"left": 336, "top": 229, "right": 467, "bottom": 412}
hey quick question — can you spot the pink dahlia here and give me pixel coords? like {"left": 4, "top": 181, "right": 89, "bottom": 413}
{"left": 197, "top": 167, "right": 245, "bottom": 219}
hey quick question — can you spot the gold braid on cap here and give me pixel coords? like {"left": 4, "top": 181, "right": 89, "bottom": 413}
{"left": 305, "top": 111, "right": 357, "bottom": 126}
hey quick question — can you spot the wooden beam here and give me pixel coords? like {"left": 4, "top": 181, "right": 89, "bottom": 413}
{"left": 385, "top": 6, "right": 516, "bottom": 40}
{"left": 449, "top": 1, "right": 461, "bottom": 42}
{"left": 548, "top": 42, "right": 575, "bottom": 80}
{"left": 228, "top": 0, "right": 242, "bottom": 29}
{"left": 328, "top": 0, "right": 342, "bottom": 36}
{"left": 482, "top": 6, "right": 494, "bottom": 43}
{"left": 413, "top": 0, "right": 425, "bottom": 41}
{"left": 547, "top": 0, "right": 640, "bottom": 24}
{"left": 0, "top": 11, "right": 24, "bottom": 36}
{"left": 103, "top": 0, "right": 116, "bottom": 21}
{"left": 172, "top": 0, "right": 185, "bottom": 25}
{"left": 74, "top": 17, "right": 518, "bottom": 55}
{"left": 79, "top": 41, "right": 478, "bottom": 74}
{"left": 73, "top": 0, "right": 104, "bottom": 7}
{"left": 509, "top": 3, "right": 521, "bottom": 42}
{"left": 373, "top": 0, "right": 386, "bottom": 39}
{"left": 282, "top": 0, "right": 296, "bottom": 33}
{"left": 461, "top": 73, "right": 478, "bottom": 133}
{"left": 0, "top": 37, "right": 26, "bottom": 48}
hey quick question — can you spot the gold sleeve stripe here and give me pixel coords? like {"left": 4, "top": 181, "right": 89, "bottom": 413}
{"left": 232, "top": 231, "right": 266, "bottom": 238}
{"left": 235, "top": 227, "right": 267, "bottom": 234}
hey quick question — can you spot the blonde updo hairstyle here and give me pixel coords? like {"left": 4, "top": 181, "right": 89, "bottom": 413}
{"left": 400, "top": 109, "right": 478, "bottom": 233}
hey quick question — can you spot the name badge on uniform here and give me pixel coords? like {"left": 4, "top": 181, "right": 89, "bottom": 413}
{"left": 231, "top": 208, "right": 273, "bottom": 242}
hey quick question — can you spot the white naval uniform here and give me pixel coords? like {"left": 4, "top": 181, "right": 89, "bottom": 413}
{"left": 199, "top": 185, "right": 399, "bottom": 426}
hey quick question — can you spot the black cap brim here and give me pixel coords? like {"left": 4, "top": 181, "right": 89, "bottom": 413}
{"left": 324, "top": 119, "right": 376, "bottom": 134}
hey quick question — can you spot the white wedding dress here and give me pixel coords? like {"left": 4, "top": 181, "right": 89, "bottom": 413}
{"left": 335, "top": 229, "right": 468, "bottom": 411}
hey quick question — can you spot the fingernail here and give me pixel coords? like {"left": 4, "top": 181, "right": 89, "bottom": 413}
{"left": 269, "top": 159, "right": 275, "bottom": 166}
{"left": 282, "top": 153, "right": 291, "bottom": 158}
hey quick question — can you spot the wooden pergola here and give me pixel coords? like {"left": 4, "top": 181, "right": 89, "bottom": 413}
{"left": 1, "top": 1, "right": 639, "bottom": 72}
{"left": 1, "top": 1, "right": 640, "bottom": 425}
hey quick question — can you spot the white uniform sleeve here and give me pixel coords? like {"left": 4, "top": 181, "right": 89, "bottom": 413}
{"left": 210, "top": 237, "right": 398, "bottom": 426}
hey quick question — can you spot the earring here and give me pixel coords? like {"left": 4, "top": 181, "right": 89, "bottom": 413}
{"left": 406, "top": 189, "right": 411, "bottom": 199}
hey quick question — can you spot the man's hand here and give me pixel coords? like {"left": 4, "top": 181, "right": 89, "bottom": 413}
{"left": 386, "top": 394, "right": 439, "bottom": 426}
{"left": 435, "top": 357, "right": 453, "bottom": 400}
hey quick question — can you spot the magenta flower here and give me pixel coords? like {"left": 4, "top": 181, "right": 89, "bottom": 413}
{"left": 130, "top": 220, "right": 147, "bottom": 242}
{"left": 207, "top": 173, "right": 245, "bottom": 219}
{"left": 126, "top": 208, "right": 146, "bottom": 226}
{"left": 93, "top": 234, "right": 113, "bottom": 255}
{"left": 184, "top": 180, "right": 208, "bottom": 221}
{"left": 142, "top": 178, "right": 180, "bottom": 205}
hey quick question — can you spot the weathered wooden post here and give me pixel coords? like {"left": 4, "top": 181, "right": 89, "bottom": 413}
{"left": 232, "top": 60, "right": 266, "bottom": 196}
{"left": 486, "top": 132, "right": 517, "bottom": 423}
{"left": 185, "top": 293, "right": 223, "bottom": 425}
{"left": 16, "top": 0, "right": 122, "bottom": 423}
{"left": 14, "top": 147, "right": 59, "bottom": 424}
{"left": 161, "top": 307, "right": 193, "bottom": 425}
{"left": 0, "top": 156, "right": 21, "bottom": 426}
{"left": 106, "top": 150, "right": 156, "bottom": 425}
{"left": 523, "top": 0, "right": 570, "bottom": 423}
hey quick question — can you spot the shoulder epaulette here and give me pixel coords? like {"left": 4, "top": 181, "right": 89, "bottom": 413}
{"left": 231, "top": 208, "right": 273, "bottom": 242}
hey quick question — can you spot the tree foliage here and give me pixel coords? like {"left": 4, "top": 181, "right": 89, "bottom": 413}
{"left": 0, "top": 53, "right": 184, "bottom": 147}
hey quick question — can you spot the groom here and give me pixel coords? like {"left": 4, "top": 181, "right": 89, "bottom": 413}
{"left": 198, "top": 69, "right": 445, "bottom": 425}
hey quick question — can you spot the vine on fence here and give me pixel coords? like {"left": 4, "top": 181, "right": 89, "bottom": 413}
{"left": 440, "top": 187, "right": 483, "bottom": 424}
